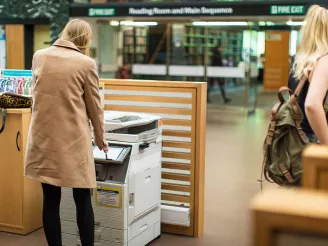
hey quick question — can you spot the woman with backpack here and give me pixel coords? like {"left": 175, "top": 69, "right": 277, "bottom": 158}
{"left": 262, "top": 5, "right": 328, "bottom": 187}
{"left": 289, "top": 4, "right": 328, "bottom": 144}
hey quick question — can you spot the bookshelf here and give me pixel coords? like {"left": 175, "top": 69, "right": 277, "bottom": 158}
{"left": 183, "top": 25, "right": 243, "bottom": 66}
{"left": 123, "top": 27, "right": 134, "bottom": 65}
{"left": 123, "top": 27, "right": 148, "bottom": 65}
{"left": 183, "top": 26, "right": 206, "bottom": 65}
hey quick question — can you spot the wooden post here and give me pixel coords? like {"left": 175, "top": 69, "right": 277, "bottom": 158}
{"left": 6, "top": 25, "right": 25, "bottom": 69}
{"left": 194, "top": 82, "right": 207, "bottom": 237}
{"left": 303, "top": 145, "right": 328, "bottom": 190}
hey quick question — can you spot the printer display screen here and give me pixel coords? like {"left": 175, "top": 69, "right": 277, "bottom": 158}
{"left": 93, "top": 146, "right": 125, "bottom": 161}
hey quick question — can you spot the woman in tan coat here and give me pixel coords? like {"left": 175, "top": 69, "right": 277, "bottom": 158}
{"left": 24, "top": 19, "right": 108, "bottom": 246}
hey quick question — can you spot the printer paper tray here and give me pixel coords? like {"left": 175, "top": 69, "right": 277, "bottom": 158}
{"left": 105, "top": 129, "right": 160, "bottom": 143}
{"left": 94, "top": 159, "right": 123, "bottom": 165}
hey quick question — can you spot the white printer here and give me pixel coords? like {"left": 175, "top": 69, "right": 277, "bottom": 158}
{"left": 60, "top": 111, "right": 162, "bottom": 246}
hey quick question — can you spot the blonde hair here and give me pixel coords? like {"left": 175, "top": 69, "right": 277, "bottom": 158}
{"left": 60, "top": 19, "right": 92, "bottom": 56}
{"left": 293, "top": 5, "right": 328, "bottom": 80}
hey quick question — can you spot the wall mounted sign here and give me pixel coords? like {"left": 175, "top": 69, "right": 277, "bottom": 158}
{"left": 264, "top": 32, "right": 290, "bottom": 91}
{"left": 2, "top": 69, "right": 32, "bottom": 77}
{"left": 266, "top": 33, "right": 282, "bottom": 41}
{"left": 71, "top": 2, "right": 311, "bottom": 18}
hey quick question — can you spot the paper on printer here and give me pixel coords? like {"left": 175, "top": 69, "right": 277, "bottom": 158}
{"left": 104, "top": 111, "right": 161, "bottom": 132}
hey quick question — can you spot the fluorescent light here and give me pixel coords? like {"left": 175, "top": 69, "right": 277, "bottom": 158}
{"left": 120, "top": 21, "right": 134, "bottom": 26}
{"left": 110, "top": 20, "right": 119, "bottom": 26}
{"left": 120, "top": 21, "right": 158, "bottom": 26}
{"left": 287, "top": 21, "right": 305, "bottom": 26}
{"left": 266, "top": 21, "right": 276, "bottom": 26}
{"left": 192, "top": 21, "right": 248, "bottom": 26}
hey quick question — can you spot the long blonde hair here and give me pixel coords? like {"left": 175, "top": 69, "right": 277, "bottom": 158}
{"left": 60, "top": 19, "right": 92, "bottom": 56}
{"left": 293, "top": 5, "right": 328, "bottom": 80}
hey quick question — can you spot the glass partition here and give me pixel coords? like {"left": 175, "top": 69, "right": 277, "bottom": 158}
{"left": 169, "top": 24, "right": 205, "bottom": 82}
{"left": 243, "top": 26, "right": 259, "bottom": 114}
{"left": 126, "top": 22, "right": 252, "bottom": 109}
{"left": 98, "top": 23, "right": 119, "bottom": 78}
{"left": 128, "top": 24, "right": 169, "bottom": 80}
{"left": 95, "top": 18, "right": 300, "bottom": 111}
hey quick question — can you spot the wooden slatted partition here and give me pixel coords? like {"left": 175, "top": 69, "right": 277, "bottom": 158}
{"left": 101, "top": 79, "right": 207, "bottom": 237}
{"left": 303, "top": 145, "right": 328, "bottom": 190}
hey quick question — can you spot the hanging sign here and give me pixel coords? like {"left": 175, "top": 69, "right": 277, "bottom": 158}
{"left": 127, "top": 7, "right": 233, "bottom": 16}
{"left": 84, "top": 6, "right": 234, "bottom": 17}
{"left": 270, "top": 5, "right": 305, "bottom": 15}
{"left": 88, "top": 8, "right": 115, "bottom": 17}
{"left": 71, "top": 2, "right": 310, "bottom": 17}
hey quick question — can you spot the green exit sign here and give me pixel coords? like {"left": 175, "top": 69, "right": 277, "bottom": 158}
{"left": 88, "top": 8, "right": 115, "bottom": 17}
{"left": 270, "top": 5, "right": 305, "bottom": 15}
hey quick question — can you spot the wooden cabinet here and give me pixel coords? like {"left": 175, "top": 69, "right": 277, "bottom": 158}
{"left": 0, "top": 109, "right": 42, "bottom": 235}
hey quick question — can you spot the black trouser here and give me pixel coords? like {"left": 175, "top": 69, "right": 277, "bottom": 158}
{"left": 208, "top": 77, "right": 228, "bottom": 101}
{"left": 257, "top": 68, "right": 264, "bottom": 83}
{"left": 41, "top": 183, "right": 95, "bottom": 246}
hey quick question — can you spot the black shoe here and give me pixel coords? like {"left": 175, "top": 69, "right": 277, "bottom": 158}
{"left": 224, "top": 98, "right": 231, "bottom": 104}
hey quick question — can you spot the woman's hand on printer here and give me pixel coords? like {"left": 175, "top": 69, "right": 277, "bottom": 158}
{"left": 98, "top": 141, "right": 109, "bottom": 153}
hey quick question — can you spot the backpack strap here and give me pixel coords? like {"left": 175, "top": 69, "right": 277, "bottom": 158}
{"left": 278, "top": 87, "right": 293, "bottom": 104}
{"left": 290, "top": 97, "right": 309, "bottom": 144}
{"left": 260, "top": 102, "right": 282, "bottom": 190}
{"left": 295, "top": 76, "right": 307, "bottom": 97}
{"left": 289, "top": 76, "right": 310, "bottom": 144}
{"left": 266, "top": 102, "right": 281, "bottom": 146}
{"left": 279, "top": 164, "right": 295, "bottom": 184}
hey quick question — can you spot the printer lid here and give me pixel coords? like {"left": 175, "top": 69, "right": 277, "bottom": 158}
{"left": 104, "top": 111, "right": 161, "bottom": 131}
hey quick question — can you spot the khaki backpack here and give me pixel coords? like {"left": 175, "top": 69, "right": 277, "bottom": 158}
{"left": 261, "top": 77, "right": 309, "bottom": 187}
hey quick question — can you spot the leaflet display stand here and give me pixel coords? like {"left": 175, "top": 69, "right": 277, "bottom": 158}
{"left": 0, "top": 69, "right": 42, "bottom": 235}
{"left": 0, "top": 69, "right": 32, "bottom": 95}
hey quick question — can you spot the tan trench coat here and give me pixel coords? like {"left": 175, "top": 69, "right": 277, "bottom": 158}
{"left": 24, "top": 39, "right": 105, "bottom": 188}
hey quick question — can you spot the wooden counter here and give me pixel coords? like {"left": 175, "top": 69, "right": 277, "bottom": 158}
{"left": 251, "top": 189, "right": 328, "bottom": 246}
{"left": 0, "top": 109, "right": 42, "bottom": 235}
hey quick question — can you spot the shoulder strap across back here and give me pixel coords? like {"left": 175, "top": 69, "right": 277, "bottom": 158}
{"left": 294, "top": 76, "right": 307, "bottom": 97}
